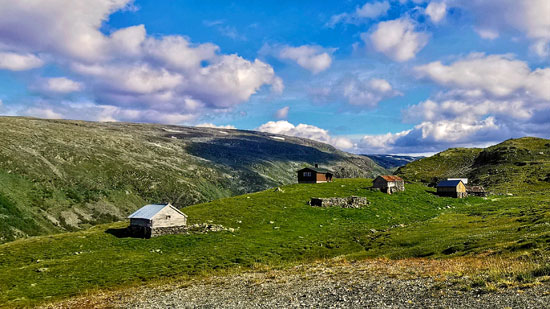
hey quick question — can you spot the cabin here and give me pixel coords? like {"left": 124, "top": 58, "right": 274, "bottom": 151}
{"left": 127, "top": 203, "right": 188, "bottom": 237}
{"left": 447, "top": 178, "right": 468, "bottom": 184}
{"left": 297, "top": 164, "right": 334, "bottom": 183}
{"left": 466, "top": 185, "right": 487, "bottom": 197}
{"left": 436, "top": 180, "right": 467, "bottom": 198}
{"left": 372, "top": 175, "right": 405, "bottom": 194}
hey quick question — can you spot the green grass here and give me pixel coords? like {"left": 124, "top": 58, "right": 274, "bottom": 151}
{"left": 1, "top": 179, "right": 479, "bottom": 306}
{"left": 2, "top": 179, "right": 550, "bottom": 306}
{"left": 0, "top": 116, "right": 385, "bottom": 242}
{"left": 396, "top": 137, "right": 550, "bottom": 192}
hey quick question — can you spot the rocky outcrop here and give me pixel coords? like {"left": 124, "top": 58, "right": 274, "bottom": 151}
{"left": 309, "top": 196, "right": 369, "bottom": 208}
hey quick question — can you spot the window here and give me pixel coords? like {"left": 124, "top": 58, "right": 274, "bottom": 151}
{"left": 303, "top": 172, "right": 312, "bottom": 177}
{"left": 166, "top": 215, "right": 171, "bottom": 219}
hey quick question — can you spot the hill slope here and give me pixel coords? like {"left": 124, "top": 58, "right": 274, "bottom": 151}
{"left": 1, "top": 179, "right": 549, "bottom": 306}
{"left": 0, "top": 117, "right": 385, "bottom": 242}
{"left": 396, "top": 137, "right": 550, "bottom": 192}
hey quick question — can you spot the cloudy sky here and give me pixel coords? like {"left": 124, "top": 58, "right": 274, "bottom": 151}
{"left": 0, "top": 0, "right": 549, "bottom": 155}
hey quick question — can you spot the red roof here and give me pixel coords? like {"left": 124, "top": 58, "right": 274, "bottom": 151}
{"left": 379, "top": 175, "right": 403, "bottom": 182}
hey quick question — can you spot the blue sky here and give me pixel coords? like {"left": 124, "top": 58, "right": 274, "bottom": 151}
{"left": 0, "top": 0, "right": 549, "bottom": 154}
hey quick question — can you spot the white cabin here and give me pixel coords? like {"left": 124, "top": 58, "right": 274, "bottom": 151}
{"left": 128, "top": 203, "right": 187, "bottom": 228}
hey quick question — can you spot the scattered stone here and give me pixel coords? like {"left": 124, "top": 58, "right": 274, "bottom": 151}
{"left": 269, "top": 221, "right": 274, "bottom": 224}
{"left": 36, "top": 268, "right": 48, "bottom": 273}
{"left": 274, "top": 187, "right": 284, "bottom": 192}
{"left": 309, "top": 196, "right": 369, "bottom": 209}
{"left": 370, "top": 229, "right": 377, "bottom": 233}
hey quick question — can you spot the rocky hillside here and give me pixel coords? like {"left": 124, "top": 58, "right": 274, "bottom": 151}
{"left": 396, "top": 137, "right": 550, "bottom": 192}
{"left": 0, "top": 117, "right": 385, "bottom": 242}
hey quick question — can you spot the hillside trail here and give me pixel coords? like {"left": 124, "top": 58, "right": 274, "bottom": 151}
{"left": 45, "top": 258, "right": 550, "bottom": 308}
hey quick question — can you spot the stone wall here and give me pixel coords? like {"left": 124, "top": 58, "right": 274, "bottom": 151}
{"left": 309, "top": 196, "right": 369, "bottom": 208}
{"left": 127, "top": 223, "right": 233, "bottom": 238}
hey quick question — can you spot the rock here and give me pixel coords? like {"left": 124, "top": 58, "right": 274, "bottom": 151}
{"left": 36, "top": 267, "right": 48, "bottom": 273}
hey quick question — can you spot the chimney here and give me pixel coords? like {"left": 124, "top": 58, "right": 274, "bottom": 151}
{"left": 315, "top": 164, "right": 318, "bottom": 168}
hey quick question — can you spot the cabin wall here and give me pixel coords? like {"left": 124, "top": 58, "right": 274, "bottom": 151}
{"left": 151, "top": 207, "right": 188, "bottom": 228}
{"left": 372, "top": 177, "right": 387, "bottom": 188}
{"left": 298, "top": 170, "right": 317, "bottom": 183}
{"left": 316, "top": 173, "right": 328, "bottom": 183}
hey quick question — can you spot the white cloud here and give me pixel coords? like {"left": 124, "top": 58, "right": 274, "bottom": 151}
{"left": 414, "top": 53, "right": 550, "bottom": 100}
{"left": 0, "top": 52, "right": 43, "bottom": 71}
{"left": 462, "top": 0, "right": 550, "bottom": 57}
{"left": 279, "top": 45, "right": 332, "bottom": 74}
{"left": 425, "top": 2, "right": 447, "bottom": 24}
{"left": 0, "top": 0, "right": 282, "bottom": 124}
{"left": 42, "top": 77, "right": 83, "bottom": 93}
{"left": 328, "top": 1, "right": 390, "bottom": 27}
{"left": 275, "top": 106, "right": 290, "bottom": 119}
{"left": 256, "top": 120, "right": 354, "bottom": 150}
{"left": 364, "top": 52, "right": 550, "bottom": 154}
{"left": 196, "top": 123, "right": 236, "bottom": 129}
{"left": 311, "top": 75, "right": 401, "bottom": 107}
{"left": 366, "top": 18, "right": 429, "bottom": 62}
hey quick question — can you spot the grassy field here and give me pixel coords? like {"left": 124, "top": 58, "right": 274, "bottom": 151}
{"left": 1, "top": 178, "right": 549, "bottom": 306}
{"left": 0, "top": 117, "right": 385, "bottom": 243}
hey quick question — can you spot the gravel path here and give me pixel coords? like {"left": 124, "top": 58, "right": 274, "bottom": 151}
{"left": 47, "top": 260, "right": 550, "bottom": 308}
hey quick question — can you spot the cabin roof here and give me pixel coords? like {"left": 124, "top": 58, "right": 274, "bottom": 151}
{"left": 436, "top": 180, "right": 463, "bottom": 187}
{"left": 297, "top": 167, "right": 333, "bottom": 174}
{"left": 128, "top": 203, "right": 187, "bottom": 220}
{"left": 378, "top": 175, "right": 403, "bottom": 182}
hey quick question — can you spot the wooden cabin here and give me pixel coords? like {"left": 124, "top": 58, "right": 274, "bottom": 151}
{"left": 128, "top": 203, "right": 187, "bottom": 237}
{"left": 372, "top": 175, "right": 405, "bottom": 194}
{"left": 466, "top": 185, "right": 487, "bottom": 197}
{"left": 436, "top": 180, "right": 467, "bottom": 198}
{"left": 297, "top": 164, "right": 334, "bottom": 183}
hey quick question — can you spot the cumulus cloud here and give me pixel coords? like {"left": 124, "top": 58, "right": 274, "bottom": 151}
{"left": 40, "top": 77, "right": 83, "bottom": 93}
{"left": 414, "top": 53, "right": 550, "bottom": 100}
{"left": 366, "top": 18, "right": 429, "bottom": 62}
{"left": 257, "top": 120, "right": 354, "bottom": 150}
{"left": 311, "top": 75, "right": 401, "bottom": 107}
{"left": 461, "top": 0, "right": 550, "bottom": 57}
{"left": 0, "top": 52, "right": 43, "bottom": 71}
{"left": 275, "top": 106, "right": 290, "bottom": 119}
{"left": 278, "top": 45, "right": 333, "bottom": 74}
{"left": 328, "top": 1, "right": 390, "bottom": 26}
{"left": 425, "top": 2, "right": 447, "bottom": 24}
{"left": 196, "top": 123, "right": 236, "bottom": 129}
{"left": 358, "top": 53, "right": 550, "bottom": 153}
{"left": 0, "top": 0, "right": 282, "bottom": 123}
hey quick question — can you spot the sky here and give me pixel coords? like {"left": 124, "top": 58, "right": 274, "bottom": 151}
{"left": 0, "top": 0, "right": 549, "bottom": 155}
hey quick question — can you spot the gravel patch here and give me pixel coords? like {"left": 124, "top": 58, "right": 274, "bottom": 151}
{"left": 47, "top": 261, "right": 550, "bottom": 309}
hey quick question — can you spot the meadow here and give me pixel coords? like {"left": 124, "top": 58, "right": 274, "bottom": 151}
{"left": 1, "top": 179, "right": 549, "bottom": 306}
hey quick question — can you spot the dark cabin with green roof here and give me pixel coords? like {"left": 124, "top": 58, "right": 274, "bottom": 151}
{"left": 297, "top": 164, "right": 334, "bottom": 183}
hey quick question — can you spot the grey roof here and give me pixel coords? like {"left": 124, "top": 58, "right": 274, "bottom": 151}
{"left": 297, "top": 167, "right": 333, "bottom": 174}
{"left": 436, "top": 180, "right": 463, "bottom": 187}
{"left": 128, "top": 204, "right": 187, "bottom": 219}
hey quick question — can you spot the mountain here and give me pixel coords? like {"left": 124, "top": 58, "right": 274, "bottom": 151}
{"left": 364, "top": 154, "right": 424, "bottom": 171}
{"left": 0, "top": 117, "right": 386, "bottom": 242}
{"left": 396, "top": 137, "right": 550, "bottom": 192}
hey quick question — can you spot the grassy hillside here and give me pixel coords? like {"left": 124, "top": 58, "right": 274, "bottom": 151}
{"left": 1, "top": 179, "right": 549, "bottom": 306}
{"left": 0, "top": 117, "right": 385, "bottom": 243}
{"left": 396, "top": 137, "right": 550, "bottom": 192}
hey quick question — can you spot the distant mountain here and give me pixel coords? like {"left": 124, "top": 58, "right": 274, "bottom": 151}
{"left": 396, "top": 137, "right": 550, "bottom": 192}
{"left": 363, "top": 154, "right": 424, "bottom": 171}
{"left": 0, "top": 117, "right": 386, "bottom": 242}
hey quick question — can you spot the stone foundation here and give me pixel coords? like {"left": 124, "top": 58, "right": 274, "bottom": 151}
{"left": 127, "top": 223, "right": 232, "bottom": 238}
{"left": 309, "top": 196, "right": 369, "bottom": 208}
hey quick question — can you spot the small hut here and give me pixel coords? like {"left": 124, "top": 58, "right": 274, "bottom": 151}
{"left": 297, "top": 164, "right": 334, "bottom": 183}
{"left": 128, "top": 203, "right": 188, "bottom": 237}
{"left": 372, "top": 175, "right": 405, "bottom": 194}
{"left": 466, "top": 185, "right": 487, "bottom": 197}
{"left": 436, "top": 180, "right": 467, "bottom": 198}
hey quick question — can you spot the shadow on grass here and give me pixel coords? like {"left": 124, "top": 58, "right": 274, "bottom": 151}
{"left": 105, "top": 227, "right": 138, "bottom": 238}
